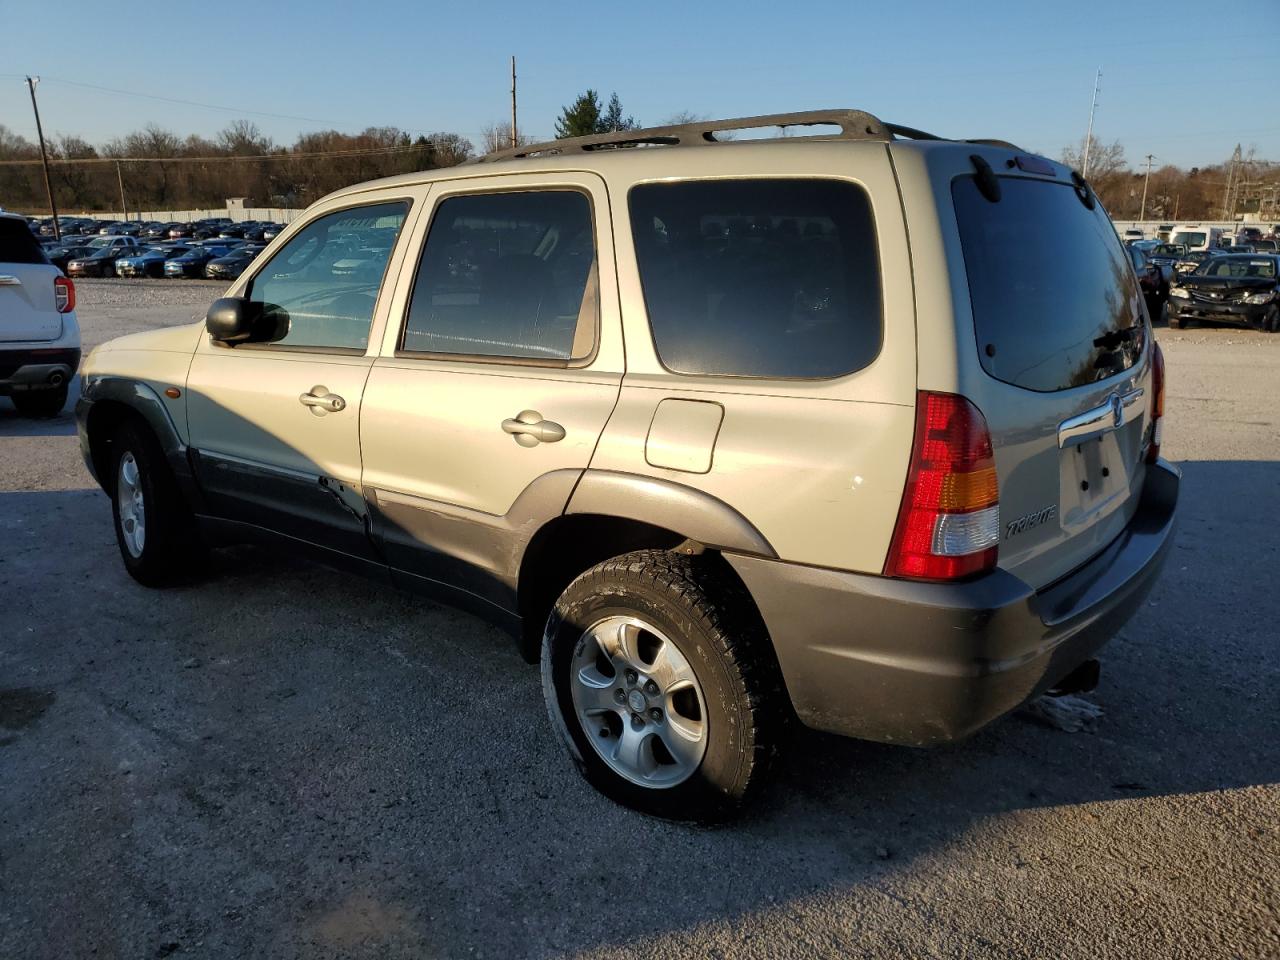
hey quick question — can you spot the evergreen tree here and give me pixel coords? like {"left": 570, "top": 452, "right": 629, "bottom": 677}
{"left": 555, "top": 90, "right": 637, "bottom": 138}
{"left": 600, "top": 93, "right": 636, "bottom": 133}
{"left": 555, "top": 90, "right": 604, "bottom": 139}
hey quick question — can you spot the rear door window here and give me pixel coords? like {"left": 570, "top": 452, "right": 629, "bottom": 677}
{"left": 0, "top": 219, "right": 48, "bottom": 265}
{"left": 400, "top": 190, "right": 598, "bottom": 362}
{"left": 628, "top": 179, "right": 882, "bottom": 378}
{"left": 953, "top": 176, "right": 1144, "bottom": 393}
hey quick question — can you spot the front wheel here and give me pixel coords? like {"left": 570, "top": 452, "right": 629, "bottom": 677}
{"left": 1263, "top": 305, "right": 1279, "bottom": 333}
{"left": 541, "top": 550, "right": 783, "bottom": 821}
{"left": 109, "top": 420, "right": 203, "bottom": 586}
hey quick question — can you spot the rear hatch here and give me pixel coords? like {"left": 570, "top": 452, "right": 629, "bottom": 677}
{"left": 0, "top": 218, "right": 63, "bottom": 343}
{"left": 946, "top": 157, "right": 1154, "bottom": 590}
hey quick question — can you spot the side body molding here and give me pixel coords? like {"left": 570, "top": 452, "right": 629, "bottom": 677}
{"left": 77, "top": 375, "right": 203, "bottom": 508}
{"left": 566, "top": 470, "right": 777, "bottom": 559}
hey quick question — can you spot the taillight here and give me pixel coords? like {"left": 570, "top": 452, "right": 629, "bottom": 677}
{"left": 885, "top": 391, "right": 1000, "bottom": 581}
{"left": 54, "top": 276, "right": 75, "bottom": 314}
{"left": 1145, "top": 341, "right": 1165, "bottom": 464}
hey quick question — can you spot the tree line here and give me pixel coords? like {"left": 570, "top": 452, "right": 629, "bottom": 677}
{"left": 1, "top": 92, "right": 1274, "bottom": 222}
{"left": 0, "top": 120, "right": 474, "bottom": 214}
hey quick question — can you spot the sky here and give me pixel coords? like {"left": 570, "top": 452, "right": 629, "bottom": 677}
{"left": 2, "top": 0, "right": 1278, "bottom": 169}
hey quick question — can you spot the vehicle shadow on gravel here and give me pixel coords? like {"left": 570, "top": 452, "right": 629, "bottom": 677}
{"left": 0, "top": 377, "right": 80, "bottom": 438}
{"left": 1, "top": 458, "right": 1277, "bottom": 959}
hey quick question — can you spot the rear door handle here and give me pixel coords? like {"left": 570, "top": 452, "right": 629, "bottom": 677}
{"left": 502, "top": 409, "right": 565, "bottom": 446}
{"left": 299, "top": 385, "right": 347, "bottom": 415}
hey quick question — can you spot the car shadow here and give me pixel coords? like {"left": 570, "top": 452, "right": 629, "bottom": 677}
{"left": 0, "top": 376, "right": 80, "bottom": 438}
{"left": 1, "top": 457, "right": 1276, "bottom": 958}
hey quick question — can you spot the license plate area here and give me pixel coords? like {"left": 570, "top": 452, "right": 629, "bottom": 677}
{"left": 1059, "top": 431, "right": 1130, "bottom": 531}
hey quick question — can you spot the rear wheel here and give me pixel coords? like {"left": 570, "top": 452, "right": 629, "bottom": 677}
{"left": 541, "top": 550, "right": 783, "bottom": 821}
{"left": 11, "top": 385, "right": 68, "bottom": 418}
{"left": 109, "top": 420, "right": 203, "bottom": 586}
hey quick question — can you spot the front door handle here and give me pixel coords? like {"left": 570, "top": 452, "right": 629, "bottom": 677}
{"left": 502, "top": 409, "right": 565, "bottom": 447}
{"left": 299, "top": 385, "right": 347, "bottom": 416}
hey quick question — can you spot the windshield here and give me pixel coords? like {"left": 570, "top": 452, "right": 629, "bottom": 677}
{"left": 1173, "top": 231, "right": 1207, "bottom": 247}
{"left": 953, "top": 176, "right": 1144, "bottom": 393}
{"left": 1198, "top": 258, "right": 1276, "bottom": 279}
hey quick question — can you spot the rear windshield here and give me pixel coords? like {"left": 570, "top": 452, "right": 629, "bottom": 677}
{"left": 952, "top": 176, "right": 1144, "bottom": 393}
{"left": 1173, "top": 231, "right": 1206, "bottom": 247}
{"left": 629, "top": 179, "right": 882, "bottom": 378}
{"left": 0, "top": 219, "right": 48, "bottom": 265}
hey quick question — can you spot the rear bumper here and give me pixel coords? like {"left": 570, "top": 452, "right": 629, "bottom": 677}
{"left": 0, "top": 347, "right": 80, "bottom": 394}
{"left": 727, "top": 460, "right": 1180, "bottom": 745}
{"left": 1169, "top": 298, "right": 1271, "bottom": 327}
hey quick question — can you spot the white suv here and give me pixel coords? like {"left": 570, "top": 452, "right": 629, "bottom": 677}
{"left": 1, "top": 213, "right": 80, "bottom": 417}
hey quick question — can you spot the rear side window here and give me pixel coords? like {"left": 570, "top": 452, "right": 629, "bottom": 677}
{"left": 629, "top": 179, "right": 882, "bottom": 378}
{"left": 401, "top": 191, "right": 598, "bottom": 362}
{"left": 953, "top": 177, "right": 1145, "bottom": 393}
{"left": 0, "top": 219, "right": 48, "bottom": 265}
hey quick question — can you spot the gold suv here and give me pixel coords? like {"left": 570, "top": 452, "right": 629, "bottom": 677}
{"left": 77, "top": 110, "right": 1179, "bottom": 819}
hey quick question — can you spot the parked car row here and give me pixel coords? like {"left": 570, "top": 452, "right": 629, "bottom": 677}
{"left": 36, "top": 233, "right": 266, "bottom": 280}
{"left": 25, "top": 215, "right": 285, "bottom": 244}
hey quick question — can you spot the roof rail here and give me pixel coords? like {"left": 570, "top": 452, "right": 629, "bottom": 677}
{"left": 471, "top": 109, "right": 895, "bottom": 163}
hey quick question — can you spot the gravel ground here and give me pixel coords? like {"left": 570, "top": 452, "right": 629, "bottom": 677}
{"left": 1, "top": 281, "right": 1277, "bottom": 959}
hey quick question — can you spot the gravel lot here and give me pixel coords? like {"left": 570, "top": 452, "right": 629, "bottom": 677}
{"left": 1, "top": 280, "right": 1277, "bottom": 960}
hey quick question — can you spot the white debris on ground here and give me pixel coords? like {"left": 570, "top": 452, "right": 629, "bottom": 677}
{"left": 1019, "top": 694, "right": 1105, "bottom": 733}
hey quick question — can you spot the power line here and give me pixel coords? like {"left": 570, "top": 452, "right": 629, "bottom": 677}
{"left": 0, "top": 142, "right": 437, "bottom": 167}
{"left": 2, "top": 73, "right": 351, "bottom": 126}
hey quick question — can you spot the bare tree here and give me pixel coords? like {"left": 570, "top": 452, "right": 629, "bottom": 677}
{"left": 481, "top": 122, "right": 535, "bottom": 154}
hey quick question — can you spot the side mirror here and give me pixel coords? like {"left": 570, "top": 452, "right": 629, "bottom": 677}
{"left": 206, "top": 297, "right": 255, "bottom": 343}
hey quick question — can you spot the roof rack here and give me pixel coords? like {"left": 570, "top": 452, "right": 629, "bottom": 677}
{"left": 470, "top": 109, "right": 1025, "bottom": 163}
{"left": 471, "top": 109, "right": 895, "bottom": 163}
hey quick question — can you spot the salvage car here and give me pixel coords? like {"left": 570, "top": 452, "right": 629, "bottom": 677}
{"left": 1168, "top": 254, "right": 1279, "bottom": 331}
{"left": 75, "top": 109, "right": 1178, "bottom": 819}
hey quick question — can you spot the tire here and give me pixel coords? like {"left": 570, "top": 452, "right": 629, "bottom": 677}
{"left": 11, "top": 385, "right": 68, "bottom": 418}
{"left": 1167, "top": 312, "right": 1183, "bottom": 330}
{"left": 109, "top": 419, "right": 203, "bottom": 586}
{"left": 541, "top": 550, "right": 783, "bottom": 821}
{"left": 1264, "top": 305, "right": 1279, "bottom": 333}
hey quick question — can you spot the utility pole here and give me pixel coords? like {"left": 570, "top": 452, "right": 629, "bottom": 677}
{"left": 1082, "top": 67, "right": 1101, "bottom": 180}
{"left": 1139, "top": 154, "right": 1155, "bottom": 222}
{"left": 116, "top": 161, "right": 128, "bottom": 221}
{"left": 510, "top": 56, "right": 518, "bottom": 148}
{"left": 25, "top": 76, "right": 60, "bottom": 241}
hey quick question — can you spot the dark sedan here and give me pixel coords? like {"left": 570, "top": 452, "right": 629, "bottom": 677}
{"left": 163, "top": 243, "right": 238, "bottom": 278}
{"left": 116, "top": 244, "right": 191, "bottom": 278}
{"left": 204, "top": 244, "right": 264, "bottom": 280}
{"left": 43, "top": 241, "right": 98, "bottom": 273}
{"left": 167, "top": 222, "right": 195, "bottom": 239}
{"left": 1168, "top": 254, "right": 1279, "bottom": 331}
{"left": 66, "top": 237, "right": 139, "bottom": 277}
{"left": 1128, "top": 244, "right": 1173, "bottom": 320}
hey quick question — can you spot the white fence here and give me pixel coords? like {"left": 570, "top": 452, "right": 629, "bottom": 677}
{"left": 57, "top": 205, "right": 303, "bottom": 224}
